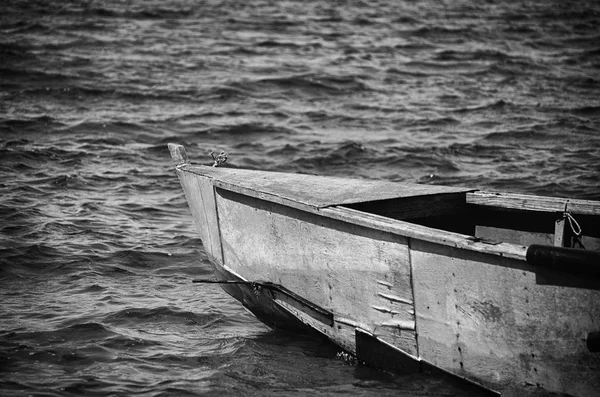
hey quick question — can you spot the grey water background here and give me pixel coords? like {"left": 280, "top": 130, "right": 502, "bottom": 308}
{"left": 1, "top": 0, "right": 599, "bottom": 395}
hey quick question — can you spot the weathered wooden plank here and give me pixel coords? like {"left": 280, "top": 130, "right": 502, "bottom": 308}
{"left": 475, "top": 226, "right": 553, "bottom": 247}
{"left": 193, "top": 279, "right": 335, "bottom": 326}
{"left": 411, "top": 239, "right": 600, "bottom": 397}
{"left": 345, "top": 192, "right": 469, "bottom": 220}
{"left": 322, "top": 206, "right": 528, "bottom": 261}
{"left": 183, "top": 164, "right": 473, "bottom": 209}
{"left": 213, "top": 179, "right": 316, "bottom": 215}
{"left": 214, "top": 187, "right": 418, "bottom": 356}
{"left": 177, "top": 170, "right": 223, "bottom": 264}
{"left": 554, "top": 217, "right": 569, "bottom": 247}
{"left": 272, "top": 298, "right": 358, "bottom": 353}
{"left": 168, "top": 143, "right": 188, "bottom": 166}
{"left": 467, "top": 191, "right": 600, "bottom": 215}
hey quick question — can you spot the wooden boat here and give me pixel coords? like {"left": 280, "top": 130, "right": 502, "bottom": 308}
{"left": 168, "top": 143, "right": 600, "bottom": 397}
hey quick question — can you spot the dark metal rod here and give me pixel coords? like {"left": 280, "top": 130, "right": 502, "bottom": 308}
{"left": 192, "top": 279, "right": 334, "bottom": 320}
{"left": 588, "top": 331, "right": 600, "bottom": 353}
{"left": 193, "top": 279, "right": 256, "bottom": 285}
{"left": 526, "top": 245, "right": 600, "bottom": 278}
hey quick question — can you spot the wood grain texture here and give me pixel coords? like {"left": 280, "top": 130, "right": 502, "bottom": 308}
{"left": 475, "top": 226, "right": 553, "bottom": 247}
{"left": 322, "top": 206, "right": 528, "bottom": 261}
{"left": 177, "top": 170, "right": 223, "bottom": 265}
{"left": 467, "top": 191, "right": 600, "bottom": 215}
{"left": 411, "top": 239, "right": 600, "bottom": 397}
{"left": 554, "top": 217, "right": 569, "bottom": 247}
{"left": 182, "top": 164, "right": 473, "bottom": 209}
{"left": 215, "top": 187, "right": 418, "bottom": 356}
{"left": 345, "top": 192, "right": 469, "bottom": 220}
{"left": 273, "top": 298, "right": 358, "bottom": 354}
{"left": 167, "top": 143, "right": 188, "bottom": 165}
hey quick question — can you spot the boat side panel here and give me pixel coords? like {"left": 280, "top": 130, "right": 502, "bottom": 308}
{"left": 411, "top": 239, "right": 600, "bottom": 396}
{"left": 177, "top": 169, "right": 223, "bottom": 265}
{"left": 475, "top": 225, "right": 554, "bottom": 247}
{"left": 215, "top": 188, "right": 418, "bottom": 356}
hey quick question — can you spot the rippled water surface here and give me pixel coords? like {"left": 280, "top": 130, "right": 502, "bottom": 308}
{"left": 1, "top": 0, "right": 599, "bottom": 395}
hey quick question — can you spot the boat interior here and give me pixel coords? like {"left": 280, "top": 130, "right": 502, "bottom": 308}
{"left": 343, "top": 191, "right": 600, "bottom": 251}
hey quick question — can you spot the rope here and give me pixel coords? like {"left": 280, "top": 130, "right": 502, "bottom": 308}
{"left": 565, "top": 212, "right": 582, "bottom": 237}
{"left": 210, "top": 151, "right": 228, "bottom": 167}
{"left": 563, "top": 204, "right": 585, "bottom": 249}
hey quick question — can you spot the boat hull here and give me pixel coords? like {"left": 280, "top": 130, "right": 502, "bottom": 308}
{"left": 169, "top": 144, "right": 600, "bottom": 397}
{"left": 212, "top": 263, "right": 320, "bottom": 334}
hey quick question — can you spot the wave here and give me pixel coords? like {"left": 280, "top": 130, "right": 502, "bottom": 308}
{"left": 432, "top": 49, "right": 514, "bottom": 62}
{"left": 0, "top": 116, "right": 62, "bottom": 134}
{"left": 411, "top": 25, "right": 475, "bottom": 38}
{"left": 385, "top": 66, "right": 432, "bottom": 77}
{"left": 14, "top": 83, "right": 201, "bottom": 103}
{"left": 450, "top": 99, "right": 512, "bottom": 113}
{"left": 392, "top": 15, "right": 422, "bottom": 25}
{"left": 289, "top": 141, "right": 385, "bottom": 174}
{"left": 2, "top": 322, "right": 115, "bottom": 344}
{"left": 233, "top": 73, "right": 371, "bottom": 98}
{"left": 224, "top": 16, "right": 301, "bottom": 30}
{"left": 14, "top": 3, "right": 196, "bottom": 21}
{"left": 404, "top": 60, "right": 491, "bottom": 75}
{"left": 385, "top": 152, "right": 462, "bottom": 173}
{"left": 480, "top": 126, "right": 559, "bottom": 145}
{"left": 254, "top": 39, "right": 318, "bottom": 49}
{"left": 266, "top": 144, "right": 301, "bottom": 156}
{"left": 1, "top": 20, "right": 54, "bottom": 34}
{"left": 99, "top": 333, "right": 163, "bottom": 350}
{"left": 568, "top": 104, "right": 600, "bottom": 116}
{"left": 61, "top": 121, "right": 147, "bottom": 138}
{"left": 199, "top": 122, "right": 296, "bottom": 136}
{"left": 103, "top": 306, "right": 224, "bottom": 328}
{"left": 0, "top": 42, "right": 39, "bottom": 62}
{"left": 105, "top": 249, "right": 181, "bottom": 269}
{"left": 0, "top": 147, "right": 87, "bottom": 170}
{"left": 0, "top": 243, "right": 64, "bottom": 266}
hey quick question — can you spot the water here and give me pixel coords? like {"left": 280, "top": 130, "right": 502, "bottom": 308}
{"left": 1, "top": 0, "right": 599, "bottom": 395}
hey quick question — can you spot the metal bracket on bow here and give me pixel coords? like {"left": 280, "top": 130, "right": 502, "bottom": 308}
{"left": 210, "top": 151, "right": 228, "bottom": 167}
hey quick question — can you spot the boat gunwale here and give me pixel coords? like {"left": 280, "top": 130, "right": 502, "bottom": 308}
{"left": 467, "top": 191, "right": 600, "bottom": 216}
